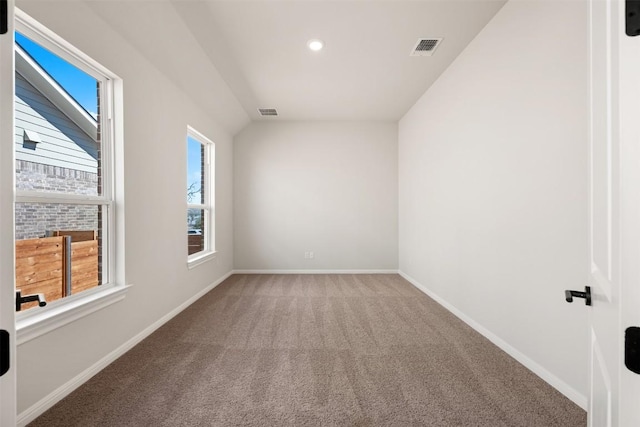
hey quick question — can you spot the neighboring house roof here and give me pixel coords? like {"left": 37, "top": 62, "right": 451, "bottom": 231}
{"left": 15, "top": 45, "right": 97, "bottom": 141}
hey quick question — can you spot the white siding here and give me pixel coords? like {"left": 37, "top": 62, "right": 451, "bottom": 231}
{"left": 15, "top": 72, "right": 97, "bottom": 173}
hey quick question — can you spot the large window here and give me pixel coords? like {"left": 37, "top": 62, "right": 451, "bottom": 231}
{"left": 14, "top": 11, "right": 124, "bottom": 326}
{"left": 186, "top": 126, "right": 215, "bottom": 264}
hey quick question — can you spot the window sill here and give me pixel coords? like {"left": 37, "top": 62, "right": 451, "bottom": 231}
{"left": 16, "top": 284, "right": 131, "bottom": 345}
{"left": 187, "top": 251, "right": 217, "bottom": 269}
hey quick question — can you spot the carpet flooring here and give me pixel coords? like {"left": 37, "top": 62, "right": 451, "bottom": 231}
{"left": 29, "top": 274, "right": 586, "bottom": 426}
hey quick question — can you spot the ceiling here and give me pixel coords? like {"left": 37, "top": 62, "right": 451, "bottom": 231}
{"left": 88, "top": 0, "right": 506, "bottom": 125}
{"left": 174, "top": 0, "right": 506, "bottom": 122}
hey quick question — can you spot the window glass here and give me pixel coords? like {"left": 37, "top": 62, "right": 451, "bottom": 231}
{"left": 15, "top": 31, "right": 102, "bottom": 196}
{"left": 187, "top": 136, "right": 203, "bottom": 204}
{"left": 187, "top": 208, "right": 205, "bottom": 255}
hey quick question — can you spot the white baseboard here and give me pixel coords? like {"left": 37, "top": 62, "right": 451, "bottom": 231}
{"left": 398, "top": 271, "right": 588, "bottom": 410}
{"left": 17, "top": 270, "right": 234, "bottom": 427}
{"left": 232, "top": 269, "right": 399, "bottom": 274}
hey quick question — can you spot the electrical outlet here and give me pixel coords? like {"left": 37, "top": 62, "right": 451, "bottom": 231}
{"left": 309, "top": 251, "right": 314, "bottom": 259}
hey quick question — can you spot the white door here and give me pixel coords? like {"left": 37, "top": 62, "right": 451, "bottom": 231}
{"left": 588, "top": 0, "right": 640, "bottom": 426}
{"left": 0, "top": 0, "right": 16, "bottom": 426}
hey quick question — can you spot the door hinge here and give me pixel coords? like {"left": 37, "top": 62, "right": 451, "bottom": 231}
{"left": 625, "top": 326, "right": 640, "bottom": 374}
{"left": 0, "top": 0, "right": 7, "bottom": 35}
{"left": 0, "top": 329, "right": 9, "bottom": 377}
{"left": 627, "top": 0, "right": 640, "bottom": 36}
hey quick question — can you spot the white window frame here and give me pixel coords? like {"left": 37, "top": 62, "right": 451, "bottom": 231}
{"left": 14, "top": 9, "right": 127, "bottom": 344}
{"left": 187, "top": 125, "right": 215, "bottom": 268}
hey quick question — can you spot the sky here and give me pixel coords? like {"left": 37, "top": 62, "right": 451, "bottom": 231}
{"left": 187, "top": 136, "right": 203, "bottom": 204}
{"left": 16, "top": 31, "right": 98, "bottom": 118}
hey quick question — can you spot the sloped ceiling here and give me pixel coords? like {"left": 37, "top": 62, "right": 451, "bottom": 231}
{"left": 173, "top": 0, "right": 507, "bottom": 122}
{"left": 87, "top": 0, "right": 506, "bottom": 126}
{"left": 84, "top": 0, "right": 252, "bottom": 134}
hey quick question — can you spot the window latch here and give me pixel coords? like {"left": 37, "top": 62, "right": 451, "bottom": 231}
{"left": 15, "top": 290, "right": 47, "bottom": 311}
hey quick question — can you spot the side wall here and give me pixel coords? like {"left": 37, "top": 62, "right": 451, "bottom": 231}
{"left": 399, "top": 1, "right": 589, "bottom": 406}
{"left": 234, "top": 121, "right": 398, "bottom": 271}
{"left": 15, "top": 1, "right": 239, "bottom": 417}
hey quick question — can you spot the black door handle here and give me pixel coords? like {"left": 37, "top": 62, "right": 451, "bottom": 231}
{"left": 565, "top": 286, "right": 592, "bottom": 306}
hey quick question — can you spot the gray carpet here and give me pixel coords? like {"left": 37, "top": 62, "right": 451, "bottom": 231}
{"left": 29, "top": 274, "right": 586, "bottom": 426}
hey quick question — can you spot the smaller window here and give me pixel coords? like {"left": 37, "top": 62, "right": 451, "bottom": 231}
{"left": 186, "top": 126, "right": 215, "bottom": 263}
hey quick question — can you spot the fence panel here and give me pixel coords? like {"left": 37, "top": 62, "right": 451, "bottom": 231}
{"left": 15, "top": 231, "right": 100, "bottom": 310}
{"left": 15, "top": 236, "right": 64, "bottom": 309}
{"left": 71, "top": 240, "right": 99, "bottom": 294}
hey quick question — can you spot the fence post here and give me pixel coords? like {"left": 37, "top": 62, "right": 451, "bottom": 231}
{"left": 63, "top": 235, "right": 72, "bottom": 296}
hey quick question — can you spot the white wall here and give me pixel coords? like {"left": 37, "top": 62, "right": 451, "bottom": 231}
{"left": 15, "top": 1, "right": 240, "bottom": 417}
{"left": 234, "top": 121, "right": 398, "bottom": 271}
{"left": 399, "top": 0, "right": 588, "bottom": 406}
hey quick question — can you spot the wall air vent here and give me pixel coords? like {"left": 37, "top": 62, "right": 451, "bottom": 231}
{"left": 258, "top": 108, "right": 278, "bottom": 117}
{"left": 23, "top": 130, "right": 42, "bottom": 144}
{"left": 410, "top": 38, "right": 443, "bottom": 57}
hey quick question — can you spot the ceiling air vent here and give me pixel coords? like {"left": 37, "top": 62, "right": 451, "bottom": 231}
{"left": 410, "top": 38, "right": 443, "bottom": 57}
{"left": 258, "top": 108, "right": 278, "bottom": 117}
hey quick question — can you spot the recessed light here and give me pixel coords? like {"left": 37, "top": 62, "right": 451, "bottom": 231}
{"left": 307, "top": 39, "right": 324, "bottom": 52}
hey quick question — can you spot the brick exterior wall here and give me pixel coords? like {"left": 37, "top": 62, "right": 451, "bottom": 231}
{"left": 15, "top": 160, "right": 99, "bottom": 240}
{"left": 15, "top": 160, "right": 98, "bottom": 195}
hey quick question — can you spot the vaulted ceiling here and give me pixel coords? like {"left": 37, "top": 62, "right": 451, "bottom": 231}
{"left": 87, "top": 0, "right": 506, "bottom": 127}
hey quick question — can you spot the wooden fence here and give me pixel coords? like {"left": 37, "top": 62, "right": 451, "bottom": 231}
{"left": 15, "top": 231, "right": 99, "bottom": 311}
{"left": 188, "top": 234, "right": 204, "bottom": 255}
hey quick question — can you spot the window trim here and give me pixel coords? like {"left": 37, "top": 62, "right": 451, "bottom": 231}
{"left": 186, "top": 125, "right": 215, "bottom": 266}
{"left": 14, "top": 9, "right": 127, "bottom": 342}
{"left": 16, "top": 284, "right": 131, "bottom": 345}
